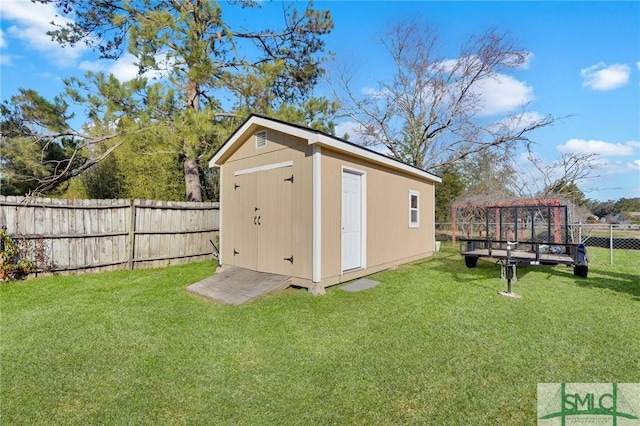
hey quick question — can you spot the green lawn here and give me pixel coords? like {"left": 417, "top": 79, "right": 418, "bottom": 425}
{"left": 1, "top": 244, "right": 638, "bottom": 425}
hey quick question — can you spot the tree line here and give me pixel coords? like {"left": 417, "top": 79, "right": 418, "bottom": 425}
{"left": 2, "top": 1, "right": 596, "bottom": 207}
{"left": 585, "top": 198, "right": 640, "bottom": 223}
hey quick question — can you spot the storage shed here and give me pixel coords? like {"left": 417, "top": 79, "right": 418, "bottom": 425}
{"left": 209, "top": 114, "right": 442, "bottom": 294}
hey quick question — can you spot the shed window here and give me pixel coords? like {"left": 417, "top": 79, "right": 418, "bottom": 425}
{"left": 409, "top": 190, "right": 419, "bottom": 228}
{"left": 255, "top": 130, "right": 267, "bottom": 149}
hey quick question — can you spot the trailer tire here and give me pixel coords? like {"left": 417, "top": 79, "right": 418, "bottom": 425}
{"left": 573, "top": 265, "right": 588, "bottom": 278}
{"left": 465, "top": 256, "right": 478, "bottom": 268}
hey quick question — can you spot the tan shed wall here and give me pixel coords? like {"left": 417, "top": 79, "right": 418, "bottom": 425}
{"left": 320, "top": 148, "right": 435, "bottom": 286}
{"left": 219, "top": 127, "right": 313, "bottom": 281}
{"left": 217, "top": 124, "right": 436, "bottom": 290}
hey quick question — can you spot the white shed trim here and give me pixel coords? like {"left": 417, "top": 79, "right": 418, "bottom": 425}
{"left": 312, "top": 145, "right": 322, "bottom": 283}
{"left": 234, "top": 160, "right": 293, "bottom": 176}
{"left": 312, "top": 134, "right": 440, "bottom": 183}
{"left": 218, "top": 166, "right": 223, "bottom": 264}
{"left": 209, "top": 115, "right": 442, "bottom": 184}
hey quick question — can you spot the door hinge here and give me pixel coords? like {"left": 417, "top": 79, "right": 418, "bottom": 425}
{"left": 234, "top": 249, "right": 239, "bottom": 256}
{"left": 284, "top": 255, "right": 294, "bottom": 264}
{"left": 234, "top": 183, "right": 240, "bottom": 190}
{"left": 284, "top": 175, "right": 294, "bottom": 183}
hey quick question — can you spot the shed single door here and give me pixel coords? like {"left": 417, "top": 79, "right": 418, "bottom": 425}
{"left": 342, "top": 170, "right": 362, "bottom": 271}
{"left": 234, "top": 172, "right": 258, "bottom": 269}
{"left": 233, "top": 165, "right": 293, "bottom": 275}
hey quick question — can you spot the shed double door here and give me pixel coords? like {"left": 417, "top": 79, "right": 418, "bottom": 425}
{"left": 234, "top": 166, "right": 293, "bottom": 275}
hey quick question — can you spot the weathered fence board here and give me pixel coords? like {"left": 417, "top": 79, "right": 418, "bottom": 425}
{"left": 0, "top": 196, "right": 219, "bottom": 275}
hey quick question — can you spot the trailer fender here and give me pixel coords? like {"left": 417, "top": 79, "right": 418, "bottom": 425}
{"left": 576, "top": 243, "right": 588, "bottom": 266}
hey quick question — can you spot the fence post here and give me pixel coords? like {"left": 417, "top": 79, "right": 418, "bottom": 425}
{"left": 609, "top": 224, "right": 613, "bottom": 266}
{"left": 127, "top": 199, "right": 137, "bottom": 269}
{"left": 578, "top": 220, "right": 582, "bottom": 243}
{"left": 0, "top": 208, "right": 5, "bottom": 253}
{"left": 451, "top": 210, "right": 457, "bottom": 244}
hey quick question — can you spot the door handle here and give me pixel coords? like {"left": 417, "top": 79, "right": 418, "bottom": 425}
{"left": 257, "top": 216, "right": 261, "bottom": 225}
{"left": 254, "top": 216, "right": 257, "bottom": 225}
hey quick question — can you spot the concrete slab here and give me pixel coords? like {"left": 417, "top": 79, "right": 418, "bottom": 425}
{"left": 340, "top": 278, "right": 380, "bottom": 292}
{"left": 498, "top": 291, "right": 522, "bottom": 299}
{"left": 186, "top": 267, "right": 291, "bottom": 305}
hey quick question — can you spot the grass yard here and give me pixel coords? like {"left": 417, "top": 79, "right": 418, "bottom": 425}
{"left": 1, "top": 244, "right": 638, "bottom": 425}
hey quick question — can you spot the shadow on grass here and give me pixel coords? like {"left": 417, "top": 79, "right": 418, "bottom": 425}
{"left": 428, "top": 248, "right": 639, "bottom": 301}
{"left": 557, "top": 267, "right": 639, "bottom": 301}
{"left": 426, "top": 251, "right": 501, "bottom": 292}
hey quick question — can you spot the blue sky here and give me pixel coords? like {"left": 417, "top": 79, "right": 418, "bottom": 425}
{"left": 1, "top": 0, "right": 639, "bottom": 201}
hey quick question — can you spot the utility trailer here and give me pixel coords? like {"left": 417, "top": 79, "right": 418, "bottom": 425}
{"left": 458, "top": 204, "right": 588, "bottom": 294}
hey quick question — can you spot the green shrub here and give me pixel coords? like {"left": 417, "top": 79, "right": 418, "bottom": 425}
{"left": 0, "top": 229, "right": 33, "bottom": 281}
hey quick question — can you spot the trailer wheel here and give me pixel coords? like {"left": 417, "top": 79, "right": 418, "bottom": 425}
{"left": 465, "top": 256, "right": 478, "bottom": 268}
{"left": 573, "top": 265, "right": 588, "bottom": 278}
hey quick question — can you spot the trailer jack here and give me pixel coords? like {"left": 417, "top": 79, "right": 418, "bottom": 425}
{"left": 498, "top": 242, "right": 521, "bottom": 298}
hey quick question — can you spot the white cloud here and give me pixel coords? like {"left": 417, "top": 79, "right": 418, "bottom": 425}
{"left": 580, "top": 62, "right": 630, "bottom": 91}
{"left": 80, "top": 55, "right": 141, "bottom": 82}
{"left": 517, "top": 52, "right": 534, "bottom": 70}
{"left": 514, "top": 150, "right": 638, "bottom": 197}
{"left": 597, "top": 158, "right": 640, "bottom": 183}
{"left": 517, "top": 111, "right": 545, "bottom": 126}
{"left": 475, "top": 73, "right": 534, "bottom": 117}
{"left": 453, "top": 53, "right": 535, "bottom": 116}
{"left": 557, "top": 139, "right": 638, "bottom": 156}
{"left": 334, "top": 120, "right": 362, "bottom": 140}
{"left": 334, "top": 120, "right": 391, "bottom": 155}
{"left": 110, "top": 55, "right": 145, "bottom": 81}
{"left": 436, "top": 58, "right": 459, "bottom": 73}
{"left": 361, "top": 86, "right": 389, "bottom": 99}
{"left": 636, "top": 61, "right": 640, "bottom": 71}
{"left": 0, "top": 29, "right": 10, "bottom": 65}
{"left": 520, "top": 142, "right": 640, "bottom": 199}
{"left": 489, "top": 111, "right": 546, "bottom": 134}
{"left": 80, "top": 53, "right": 171, "bottom": 82}
{"left": 361, "top": 55, "right": 535, "bottom": 118}
{"left": 0, "top": 0, "right": 87, "bottom": 66}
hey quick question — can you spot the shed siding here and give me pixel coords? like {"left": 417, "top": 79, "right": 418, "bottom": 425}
{"left": 220, "top": 128, "right": 313, "bottom": 281}
{"left": 214, "top": 117, "right": 438, "bottom": 291}
{"left": 320, "top": 148, "right": 435, "bottom": 285}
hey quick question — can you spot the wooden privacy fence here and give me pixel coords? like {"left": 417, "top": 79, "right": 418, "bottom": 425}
{"left": 0, "top": 196, "right": 219, "bottom": 274}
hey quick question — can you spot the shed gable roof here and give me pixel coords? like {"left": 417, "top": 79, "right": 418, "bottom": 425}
{"left": 209, "top": 114, "right": 442, "bottom": 183}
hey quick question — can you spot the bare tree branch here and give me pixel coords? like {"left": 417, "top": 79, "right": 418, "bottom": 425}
{"left": 31, "top": 136, "right": 124, "bottom": 194}
{"left": 334, "top": 19, "right": 555, "bottom": 173}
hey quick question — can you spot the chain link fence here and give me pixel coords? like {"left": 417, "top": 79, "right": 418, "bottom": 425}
{"left": 436, "top": 222, "right": 640, "bottom": 266}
